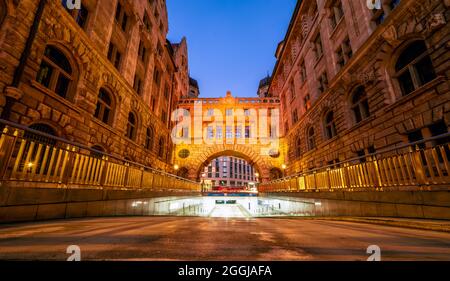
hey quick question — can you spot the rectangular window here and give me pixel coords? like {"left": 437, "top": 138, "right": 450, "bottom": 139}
{"left": 300, "top": 61, "right": 307, "bottom": 83}
{"left": 245, "top": 126, "right": 250, "bottom": 138}
{"left": 314, "top": 33, "right": 323, "bottom": 61}
{"left": 292, "top": 109, "right": 298, "bottom": 124}
{"left": 207, "top": 126, "right": 214, "bottom": 139}
{"left": 107, "top": 43, "right": 122, "bottom": 70}
{"left": 216, "top": 126, "right": 223, "bottom": 139}
{"left": 318, "top": 72, "right": 328, "bottom": 94}
{"left": 138, "top": 41, "right": 147, "bottom": 63}
{"left": 304, "top": 94, "right": 311, "bottom": 111}
{"left": 133, "top": 75, "right": 143, "bottom": 95}
{"left": 226, "top": 126, "right": 233, "bottom": 139}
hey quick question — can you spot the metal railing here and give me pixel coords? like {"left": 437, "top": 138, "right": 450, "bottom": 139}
{"left": 0, "top": 120, "right": 201, "bottom": 192}
{"left": 260, "top": 134, "right": 450, "bottom": 192}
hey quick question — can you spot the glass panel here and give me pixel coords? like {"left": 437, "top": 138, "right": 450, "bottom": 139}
{"left": 36, "top": 62, "right": 53, "bottom": 87}
{"left": 398, "top": 71, "right": 415, "bottom": 96}
{"left": 55, "top": 74, "right": 70, "bottom": 98}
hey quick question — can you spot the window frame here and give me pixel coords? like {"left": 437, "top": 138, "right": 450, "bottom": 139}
{"left": 94, "top": 87, "right": 114, "bottom": 125}
{"left": 394, "top": 40, "right": 437, "bottom": 97}
{"left": 36, "top": 45, "right": 76, "bottom": 100}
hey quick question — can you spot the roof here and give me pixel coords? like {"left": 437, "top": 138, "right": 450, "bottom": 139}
{"left": 189, "top": 77, "right": 199, "bottom": 88}
{"left": 259, "top": 75, "right": 271, "bottom": 88}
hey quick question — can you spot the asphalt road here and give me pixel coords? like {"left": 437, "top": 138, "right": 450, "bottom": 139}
{"left": 0, "top": 217, "right": 449, "bottom": 261}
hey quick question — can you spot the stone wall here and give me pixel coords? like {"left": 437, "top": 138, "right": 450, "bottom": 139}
{"left": 0, "top": 0, "right": 189, "bottom": 172}
{"left": 269, "top": 0, "right": 450, "bottom": 175}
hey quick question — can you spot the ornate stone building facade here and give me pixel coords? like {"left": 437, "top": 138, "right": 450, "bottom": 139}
{"left": 174, "top": 91, "right": 286, "bottom": 182}
{"left": 269, "top": 0, "right": 450, "bottom": 175}
{"left": 0, "top": 0, "right": 189, "bottom": 171}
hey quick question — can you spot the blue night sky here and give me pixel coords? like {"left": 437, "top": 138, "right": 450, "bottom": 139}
{"left": 167, "top": 0, "right": 297, "bottom": 98}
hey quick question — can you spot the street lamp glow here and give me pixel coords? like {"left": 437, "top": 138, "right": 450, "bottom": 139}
{"left": 281, "top": 164, "right": 287, "bottom": 170}
{"left": 255, "top": 172, "right": 259, "bottom": 177}
{"left": 174, "top": 164, "right": 179, "bottom": 171}
{"left": 27, "top": 162, "right": 33, "bottom": 168}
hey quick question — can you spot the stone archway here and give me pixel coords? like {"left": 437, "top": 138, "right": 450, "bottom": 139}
{"left": 174, "top": 143, "right": 285, "bottom": 183}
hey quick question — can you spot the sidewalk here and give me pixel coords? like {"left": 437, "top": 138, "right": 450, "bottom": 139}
{"left": 318, "top": 217, "right": 450, "bottom": 233}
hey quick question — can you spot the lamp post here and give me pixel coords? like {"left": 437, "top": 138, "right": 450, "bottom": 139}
{"left": 281, "top": 164, "right": 287, "bottom": 178}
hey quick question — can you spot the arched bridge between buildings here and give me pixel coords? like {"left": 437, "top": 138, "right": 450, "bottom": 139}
{"left": 173, "top": 143, "right": 287, "bottom": 182}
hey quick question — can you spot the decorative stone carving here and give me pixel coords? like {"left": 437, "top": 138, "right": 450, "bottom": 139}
{"left": 381, "top": 25, "right": 401, "bottom": 46}
{"left": 426, "top": 13, "right": 446, "bottom": 32}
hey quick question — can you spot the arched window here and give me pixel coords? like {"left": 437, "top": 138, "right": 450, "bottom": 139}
{"left": 24, "top": 123, "right": 57, "bottom": 145}
{"left": 126, "top": 112, "right": 137, "bottom": 140}
{"left": 145, "top": 127, "right": 154, "bottom": 150}
{"left": 351, "top": 86, "right": 370, "bottom": 123}
{"left": 324, "top": 111, "right": 337, "bottom": 139}
{"left": 0, "top": 0, "right": 6, "bottom": 27}
{"left": 157, "top": 137, "right": 165, "bottom": 158}
{"left": 307, "top": 127, "right": 315, "bottom": 150}
{"left": 94, "top": 88, "right": 113, "bottom": 125}
{"left": 296, "top": 137, "right": 301, "bottom": 157}
{"left": 36, "top": 45, "right": 74, "bottom": 99}
{"left": 90, "top": 145, "right": 105, "bottom": 158}
{"left": 22, "top": 123, "right": 57, "bottom": 175}
{"left": 395, "top": 40, "right": 436, "bottom": 96}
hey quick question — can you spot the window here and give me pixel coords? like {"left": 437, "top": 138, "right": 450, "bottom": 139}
{"left": 24, "top": 123, "right": 57, "bottom": 146}
{"left": 296, "top": 137, "right": 301, "bottom": 157}
{"left": 62, "top": 0, "right": 89, "bottom": 29}
{"left": 94, "top": 88, "right": 113, "bottom": 125}
{"left": 324, "top": 111, "right": 337, "bottom": 139}
{"left": 115, "top": 2, "right": 128, "bottom": 32}
{"left": 164, "top": 84, "right": 170, "bottom": 99}
{"left": 336, "top": 38, "right": 352, "bottom": 70}
{"left": 245, "top": 126, "right": 250, "bottom": 138}
{"left": 329, "top": 0, "right": 344, "bottom": 29}
{"left": 138, "top": 41, "right": 148, "bottom": 63}
{"left": 207, "top": 126, "right": 214, "bottom": 139}
{"left": 36, "top": 45, "right": 74, "bottom": 99}
{"left": 90, "top": 145, "right": 105, "bottom": 159}
{"left": 314, "top": 33, "right": 323, "bottom": 61}
{"left": 158, "top": 137, "right": 165, "bottom": 158}
{"left": 235, "top": 126, "right": 242, "bottom": 139}
{"left": 133, "top": 74, "right": 143, "bottom": 95}
{"left": 307, "top": 127, "right": 315, "bottom": 150}
{"left": 395, "top": 41, "right": 436, "bottom": 96}
{"left": 145, "top": 127, "right": 154, "bottom": 150}
{"left": 292, "top": 109, "right": 298, "bottom": 124}
{"left": 153, "top": 68, "right": 161, "bottom": 86}
{"left": 303, "top": 94, "right": 311, "bottom": 111}
{"left": 318, "top": 72, "right": 328, "bottom": 94}
{"left": 226, "top": 126, "right": 233, "bottom": 139}
{"left": 0, "top": 0, "right": 6, "bottom": 27}
{"left": 226, "top": 108, "right": 233, "bottom": 116}
{"left": 290, "top": 80, "right": 295, "bottom": 100}
{"left": 107, "top": 43, "right": 122, "bottom": 70}
{"left": 143, "top": 12, "right": 152, "bottom": 32}
{"left": 161, "top": 110, "right": 167, "bottom": 123}
{"left": 351, "top": 86, "right": 370, "bottom": 123}
{"left": 126, "top": 112, "right": 137, "bottom": 140}
{"left": 300, "top": 61, "right": 307, "bottom": 83}
{"left": 216, "top": 126, "right": 223, "bottom": 139}
{"left": 23, "top": 124, "right": 57, "bottom": 174}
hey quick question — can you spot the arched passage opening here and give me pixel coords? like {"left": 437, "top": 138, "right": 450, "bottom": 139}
{"left": 195, "top": 150, "right": 263, "bottom": 190}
